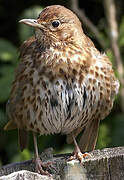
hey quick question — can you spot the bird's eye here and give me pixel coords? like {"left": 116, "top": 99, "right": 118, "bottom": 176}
{"left": 52, "top": 20, "right": 60, "bottom": 28}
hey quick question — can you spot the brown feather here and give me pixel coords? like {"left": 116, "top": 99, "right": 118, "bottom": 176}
{"left": 79, "top": 118, "right": 100, "bottom": 152}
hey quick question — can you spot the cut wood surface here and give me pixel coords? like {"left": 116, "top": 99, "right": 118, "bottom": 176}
{"left": 0, "top": 147, "right": 124, "bottom": 180}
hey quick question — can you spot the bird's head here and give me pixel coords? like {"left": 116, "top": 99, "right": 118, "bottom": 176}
{"left": 19, "top": 5, "right": 84, "bottom": 47}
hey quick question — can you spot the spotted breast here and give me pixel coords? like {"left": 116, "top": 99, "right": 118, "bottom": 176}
{"left": 6, "top": 38, "right": 119, "bottom": 137}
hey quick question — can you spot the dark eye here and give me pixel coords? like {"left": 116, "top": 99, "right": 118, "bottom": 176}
{"left": 52, "top": 20, "right": 60, "bottom": 28}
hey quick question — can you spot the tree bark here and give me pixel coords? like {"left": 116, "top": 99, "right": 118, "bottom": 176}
{"left": 0, "top": 147, "right": 124, "bottom": 180}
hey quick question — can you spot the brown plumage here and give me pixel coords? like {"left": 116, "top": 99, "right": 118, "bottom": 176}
{"left": 4, "top": 5, "right": 119, "bottom": 175}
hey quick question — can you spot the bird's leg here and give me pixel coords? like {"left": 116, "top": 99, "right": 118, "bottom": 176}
{"left": 33, "top": 132, "right": 52, "bottom": 176}
{"left": 69, "top": 134, "right": 90, "bottom": 162}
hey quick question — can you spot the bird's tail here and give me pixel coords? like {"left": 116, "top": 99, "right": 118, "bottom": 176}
{"left": 4, "top": 120, "right": 17, "bottom": 130}
{"left": 4, "top": 120, "right": 28, "bottom": 151}
{"left": 79, "top": 118, "right": 100, "bottom": 152}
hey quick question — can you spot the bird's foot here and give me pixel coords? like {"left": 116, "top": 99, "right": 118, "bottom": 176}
{"left": 68, "top": 152, "right": 91, "bottom": 163}
{"left": 69, "top": 134, "right": 91, "bottom": 163}
{"left": 34, "top": 157, "right": 53, "bottom": 176}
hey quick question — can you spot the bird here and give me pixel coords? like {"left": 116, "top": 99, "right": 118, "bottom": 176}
{"left": 4, "top": 5, "right": 119, "bottom": 175}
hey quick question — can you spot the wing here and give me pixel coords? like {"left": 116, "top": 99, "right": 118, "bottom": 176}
{"left": 4, "top": 37, "right": 36, "bottom": 151}
{"left": 67, "top": 47, "right": 119, "bottom": 152}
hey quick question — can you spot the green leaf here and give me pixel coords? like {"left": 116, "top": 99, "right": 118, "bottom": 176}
{"left": 0, "top": 38, "right": 18, "bottom": 63}
{"left": 0, "top": 109, "right": 7, "bottom": 129}
{"left": 0, "top": 65, "right": 15, "bottom": 102}
{"left": 20, "top": 149, "right": 31, "bottom": 160}
{"left": 97, "top": 122, "right": 110, "bottom": 149}
{"left": 11, "top": 149, "right": 31, "bottom": 162}
{"left": 106, "top": 49, "right": 114, "bottom": 63}
{"left": 111, "top": 113, "right": 124, "bottom": 147}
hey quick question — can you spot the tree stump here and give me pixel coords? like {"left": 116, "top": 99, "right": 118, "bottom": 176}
{"left": 0, "top": 147, "right": 124, "bottom": 180}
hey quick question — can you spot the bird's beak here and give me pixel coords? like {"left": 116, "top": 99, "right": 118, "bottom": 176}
{"left": 19, "top": 19, "right": 43, "bottom": 29}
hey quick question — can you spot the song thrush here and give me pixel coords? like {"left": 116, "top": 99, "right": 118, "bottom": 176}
{"left": 4, "top": 5, "right": 119, "bottom": 175}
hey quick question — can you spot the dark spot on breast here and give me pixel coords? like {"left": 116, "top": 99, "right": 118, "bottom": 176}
{"left": 49, "top": 75, "right": 55, "bottom": 82}
{"left": 66, "top": 84, "right": 71, "bottom": 91}
{"left": 27, "top": 110, "right": 30, "bottom": 119}
{"left": 18, "top": 114, "right": 23, "bottom": 120}
{"left": 93, "top": 79, "right": 96, "bottom": 84}
{"left": 95, "top": 71, "right": 99, "bottom": 77}
{"left": 55, "top": 81, "right": 60, "bottom": 86}
{"left": 100, "top": 74, "right": 104, "bottom": 79}
{"left": 71, "top": 78, "right": 75, "bottom": 83}
{"left": 30, "top": 97, "right": 35, "bottom": 104}
{"left": 90, "top": 69, "right": 94, "bottom": 74}
{"left": 46, "top": 96, "right": 49, "bottom": 102}
{"left": 107, "top": 89, "right": 110, "bottom": 94}
{"left": 95, "top": 66, "right": 99, "bottom": 70}
{"left": 89, "top": 78, "right": 92, "bottom": 83}
{"left": 45, "top": 102, "right": 47, "bottom": 108}
{"left": 85, "top": 109, "right": 88, "bottom": 115}
{"left": 22, "top": 86, "right": 27, "bottom": 92}
{"left": 92, "top": 86, "right": 95, "bottom": 91}
{"left": 36, "top": 128, "right": 40, "bottom": 132}
{"left": 105, "top": 76, "right": 110, "bottom": 81}
{"left": 83, "top": 86, "right": 87, "bottom": 108}
{"left": 61, "top": 85, "right": 63, "bottom": 90}
{"left": 24, "top": 104, "right": 28, "bottom": 109}
{"left": 66, "top": 94, "right": 75, "bottom": 120}
{"left": 34, "top": 104, "right": 38, "bottom": 111}
{"left": 36, "top": 89, "right": 40, "bottom": 94}
{"left": 30, "top": 123, "right": 34, "bottom": 129}
{"left": 100, "top": 86, "right": 103, "bottom": 91}
{"left": 100, "top": 92, "right": 103, "bottom": 98}
{"left": 42, "top": 81, "right": 47, "bottom": 89}
{"left": 72, "top": 69, "right": 77, "bottom": 75}
{"left": 79, "top": 74, "right": 84, "bottom": 85}
{"left": 59, "top": 68, "right": 64, "bottom": 74}
{"left": 106, "top": 83, "right": 110, "bottom": 87}
{"left": 37, "top": 79, "right": 40, "bottom": 85}
{"left": 63, "top": 81, "right": 66, "bottom": 85}
{"left": 90, "top": 91, "right": 93, "bottom": 101}
{"left": 50, "top": 97, "right": 58, "bottom": 107}
{"left": 75, "top": 102, "right": 78, "bottom": 106}
{"left": 106, "top": 99, "right": 110, "bottom": 103}
{"left": 37, "top": 96, "right": 42, "bottom": 105}
{"left": 39, "top": 66, "right": 46, "bottom": 76}
{"left": 39, "top": 110, "right": 43, "bottom": 118}
{"left": 74, "top": 84, "right": 77, "bottom": 89}
{"left": 34, "top": 120, "right": 37, "bottom": 125}
{"left": 67, "top": 58, "right": 71, "bottom": 63}
{"left": 47, "top": 70, "right": 52, "bottom": 76}
{"left": 29, "top": 69, "right": 34, "bottom": 76}
{"left": 27, "top": 96, "right": 30, "bottom": 102}
{"left": 48, "top": 90, "right": 51, "bottom": 95}
{"left": 87, "top": 85, "right": 91, "bottom": 90}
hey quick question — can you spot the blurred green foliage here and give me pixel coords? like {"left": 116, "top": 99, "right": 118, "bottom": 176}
{"left": 19, "top": 6, "right": 42, "bottom": 42}
{"left": 0, "top": 39, "right": 18, "bottom": 102}
{"left": 0, "top": 1, "right": 124, "bottom": 166}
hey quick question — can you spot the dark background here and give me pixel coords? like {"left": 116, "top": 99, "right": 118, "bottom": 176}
{"left": 0, "top": 0, "right": 124, "bottom": 165}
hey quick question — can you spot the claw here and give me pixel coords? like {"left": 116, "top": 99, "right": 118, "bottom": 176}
{"left": 33, "top": 133, "right": 54, "bottom": 176}
{"left": 68, "top": 134, "right": 91, "bottom": 163}
{"left": 35, "top": 157, "right": 52, "bottom": 176}
{"left": 68, "top": 152, "right": 91, "bottom": 163}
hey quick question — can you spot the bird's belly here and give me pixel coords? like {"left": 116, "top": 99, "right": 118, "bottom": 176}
{"left": 29, "top": 79, "right": 98, "bottom": 135}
